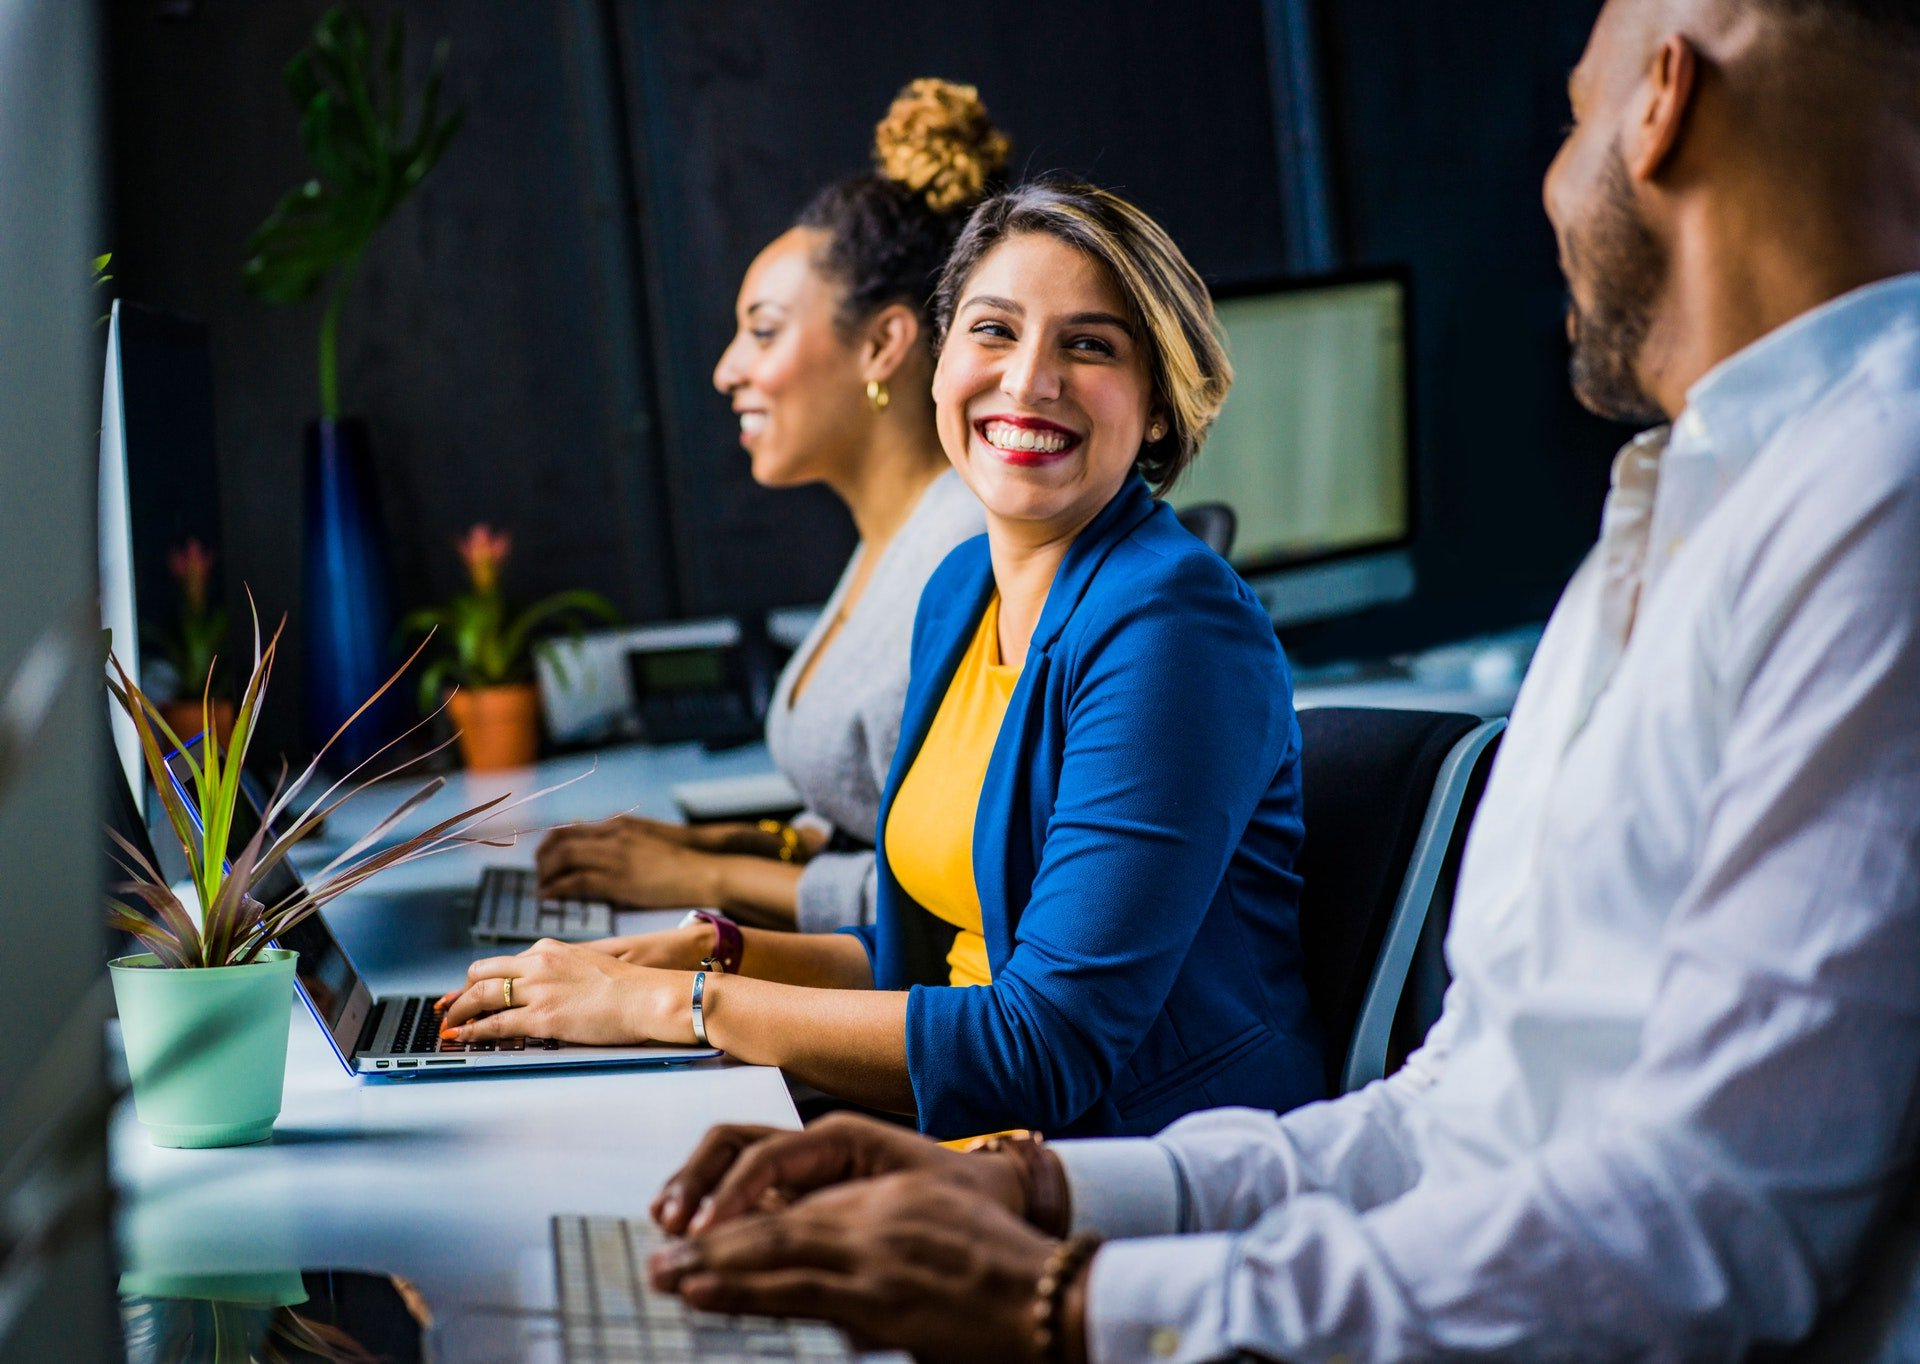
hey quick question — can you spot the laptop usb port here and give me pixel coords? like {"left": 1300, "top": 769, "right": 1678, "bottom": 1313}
{"left": 396, "top": 1061, "right": 417, "bottom": 1069}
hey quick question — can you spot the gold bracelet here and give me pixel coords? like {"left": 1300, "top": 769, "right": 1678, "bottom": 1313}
{"left": 1030, "top": 1233, "right": 1102, "bottom": 1364}
{"left": 756, "top": 818, "right": 801, "bottom": 863}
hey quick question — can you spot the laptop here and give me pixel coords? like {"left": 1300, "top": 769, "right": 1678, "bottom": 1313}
{"left": 162, "top": 741, "right": 720, "bottom": 1078}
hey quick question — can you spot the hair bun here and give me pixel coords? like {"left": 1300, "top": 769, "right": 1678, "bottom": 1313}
{"left": 872, "top": 78, "right": 1011, "bottom": 214}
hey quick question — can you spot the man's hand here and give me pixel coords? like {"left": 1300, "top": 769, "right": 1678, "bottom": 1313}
{"left": 650, "top": 1172, "right": 1072, "bottom": 1364}
{"left": 653, "top": 1112, "right": 1028, "bottom": 1236}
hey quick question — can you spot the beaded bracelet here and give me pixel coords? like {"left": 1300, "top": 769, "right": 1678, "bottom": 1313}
{"left": 1031, "top": 1233, "right": 1102, "bottom": 1364}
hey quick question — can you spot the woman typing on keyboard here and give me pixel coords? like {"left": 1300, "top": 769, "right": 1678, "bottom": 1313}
{"left": 442, "top": 181, "right": 1326, "bottom": 1139}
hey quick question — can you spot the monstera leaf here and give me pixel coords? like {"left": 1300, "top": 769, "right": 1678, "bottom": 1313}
{"left": 241, "top": 7, "right": 463, "bottom": 418}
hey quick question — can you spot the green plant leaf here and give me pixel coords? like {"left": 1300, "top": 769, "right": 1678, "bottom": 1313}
{"left": 414, "top": 655, "right": 453, "bottom": 715}
{"left": 497, "top": 590, "right": 620, "bottom": 675}
{"left": 243, "top": 4, "right": 463, "bottom": 413}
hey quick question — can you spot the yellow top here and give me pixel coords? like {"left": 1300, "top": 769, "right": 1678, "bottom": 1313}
{"left": 884, "top": 594, "right": 1022, "bottom": 987}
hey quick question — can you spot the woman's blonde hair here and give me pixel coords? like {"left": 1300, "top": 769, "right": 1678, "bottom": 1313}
{"left": 931, "top": 179, "right": 1233, "bottom": 494}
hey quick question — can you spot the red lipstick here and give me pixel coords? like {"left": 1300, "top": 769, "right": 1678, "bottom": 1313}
{"left": 974, "top": 414, "right": 1084, "bottom": 467}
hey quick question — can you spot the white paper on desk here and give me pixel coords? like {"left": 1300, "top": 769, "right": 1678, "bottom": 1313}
{"left": 670, "top": 771, "right": 802, "bottom": 823}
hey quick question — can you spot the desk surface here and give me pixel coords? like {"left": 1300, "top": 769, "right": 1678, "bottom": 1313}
{"left": 112, "top": 739, "right": 800, "bottom": 1322}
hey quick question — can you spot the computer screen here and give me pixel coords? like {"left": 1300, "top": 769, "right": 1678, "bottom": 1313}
{"left": 1178, "top": 270, "right": 1415, "bottom": 626}
{"left": 98, "top": 299, "right": 227, "bottom": 807}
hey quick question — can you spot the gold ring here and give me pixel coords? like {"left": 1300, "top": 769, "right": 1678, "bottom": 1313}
{"left": 503, "top": 976, "right": 516, "bottom": 1009}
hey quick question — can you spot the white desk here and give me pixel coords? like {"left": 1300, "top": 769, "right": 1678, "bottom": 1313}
{"left": 111, "top": 740, "right": 800, "bottom": 1326}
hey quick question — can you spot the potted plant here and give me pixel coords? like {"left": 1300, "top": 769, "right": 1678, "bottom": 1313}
{"left": 401, "top": 525, "right": 617, "bottom": 771}
{"left": 241, "top": 5, "right": 463, "bottom": 769}
{"left": 104, "top": 605, "right": 524, "bottom": 1149}
{"left": 149, "top": 539, "right": 233, "bottom": 745}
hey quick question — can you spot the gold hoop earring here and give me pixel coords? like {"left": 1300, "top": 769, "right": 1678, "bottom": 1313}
{"left": 866, "top": 379, "right": 890, "bottom": 412}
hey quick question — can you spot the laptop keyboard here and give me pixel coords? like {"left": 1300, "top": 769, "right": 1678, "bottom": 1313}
{"left": 474, "top": 867, "right": 615, "bottom": 943}
{"left": 387, "top": 996, "right": 562, "bottom": 1056}
{"left": 552, "top": 1215, "right": 851, "bottom": 1362}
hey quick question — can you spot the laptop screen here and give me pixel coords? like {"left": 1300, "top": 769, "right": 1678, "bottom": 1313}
{"left": 161, "top": 742, "right": 374, "bottom": 1067}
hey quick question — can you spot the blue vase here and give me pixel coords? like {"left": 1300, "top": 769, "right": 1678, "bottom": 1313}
{"left": 302, "top": 417, "right": 400, "bottom": 769}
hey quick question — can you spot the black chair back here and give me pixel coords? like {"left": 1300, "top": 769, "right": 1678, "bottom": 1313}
{"left": 1175, "top": 502, "right": 1237, "bottom": 558}
{"left": 1296, "top": 707, "right": 1482, "bottom": 1091}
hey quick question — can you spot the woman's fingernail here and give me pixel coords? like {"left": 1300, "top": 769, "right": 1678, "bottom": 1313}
{"left": 659, "top": 1195, "right": 682, "bottom": 1226}
{"left": 688, "top": 1196, "right": 716, "bottom": 1232}
{"left": 439, "top": 1026, "right": 459, "bottom": 1040}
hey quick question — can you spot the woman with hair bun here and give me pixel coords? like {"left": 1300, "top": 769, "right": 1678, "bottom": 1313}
{"left": 450, "top": 179, "right": 1324, "bottom": 1143}
{"left": 533, "top": 79, "right": 997, "bottom": 934}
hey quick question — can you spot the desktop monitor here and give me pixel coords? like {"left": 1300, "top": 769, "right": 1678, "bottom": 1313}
{"left": 1177, "top": 269, "right": 1415, "bottom": 627}
{"left": 98, "top": 299, "right": 227, "bottom": 810}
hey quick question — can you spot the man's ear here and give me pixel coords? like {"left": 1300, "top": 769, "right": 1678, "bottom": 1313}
{"left": 861, "top": 304, "right": 922, "bottom": 383}
{"left": 1628, "top": 34, "right": 1699, "bottom": 181}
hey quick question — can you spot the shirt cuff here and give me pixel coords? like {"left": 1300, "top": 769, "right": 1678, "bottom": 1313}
{"left": 793, "top": 851, "right": 874, "bottom": 933}
{"left": 1054, "top": 1139, "right": 1185, "bottom": 1238}
{"left": 1084, "top": 1233, "right": 1238, "bottom": 1364}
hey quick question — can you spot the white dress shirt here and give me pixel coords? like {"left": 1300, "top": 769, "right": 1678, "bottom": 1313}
{"left": 1056, "top": 274, "right": 1920, "bottom": 1362}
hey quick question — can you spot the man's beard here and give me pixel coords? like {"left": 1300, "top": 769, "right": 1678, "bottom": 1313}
{"left": 1564, "top": 147, "right": 1669, "bottom": 426}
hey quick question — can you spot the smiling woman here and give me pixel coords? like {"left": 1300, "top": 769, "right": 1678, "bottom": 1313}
{"left": 447, "top": 181, "right": 1325, "bottom": 1140}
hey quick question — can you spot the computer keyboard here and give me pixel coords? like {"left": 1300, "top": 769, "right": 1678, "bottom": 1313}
{"left": 551, "top": 1214, "right": 851, "bottom": 1362}
{"left": 473, "top": 867, "right": 615, "bottom": 944}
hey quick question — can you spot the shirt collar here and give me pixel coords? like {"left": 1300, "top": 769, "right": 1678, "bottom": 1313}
{"left": 1672, "top": 271, "right": 1920, "bottom": 471}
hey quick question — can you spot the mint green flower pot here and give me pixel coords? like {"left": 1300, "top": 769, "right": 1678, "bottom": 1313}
{"left": 109, "top": 949, "right": 297, "bottom": 1149}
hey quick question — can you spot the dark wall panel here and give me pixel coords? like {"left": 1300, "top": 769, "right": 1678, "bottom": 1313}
{"left": 106, "top": 0, "right": 676, "bottom": 755}
{"left": 107, "top": 0, "right": 1637, "bottom": 715}
{"left": 1292, "top": 0, "right": 1630, "bottom": 659}
{"left": 613, "top": 0, "right": 1291, "bottom": 614}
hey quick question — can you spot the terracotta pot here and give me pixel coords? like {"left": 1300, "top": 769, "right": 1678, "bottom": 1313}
{"left": 448, "top": 683, "right": 541, "bottom": 771}
{"left": 160, "top": 697, "right": 236, "bottom": 748}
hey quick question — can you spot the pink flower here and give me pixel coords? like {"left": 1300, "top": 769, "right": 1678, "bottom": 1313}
{"left": 167, "top": 539, "right": 214, "bottom": 613}
{"left": 457, "top": 524, "right": 512, "bottom": 594}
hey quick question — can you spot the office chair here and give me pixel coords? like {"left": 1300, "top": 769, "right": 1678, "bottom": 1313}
{"left": 1175, "top": 501, "right": 1237, "bottom": 558}
{"left": 1295, "top": 707, "right": 1506, "bottom": 1094}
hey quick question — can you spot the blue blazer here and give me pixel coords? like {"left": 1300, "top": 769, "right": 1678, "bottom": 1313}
{"left": 847, "top": 476, "right": 1325, "bottom": 1138}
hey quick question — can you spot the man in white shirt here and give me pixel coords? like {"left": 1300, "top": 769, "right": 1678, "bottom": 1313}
{"left": 644, "top": 0, "right": 1920, "bottom": 1358}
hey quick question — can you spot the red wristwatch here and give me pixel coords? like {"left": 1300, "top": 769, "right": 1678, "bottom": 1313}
{"left": 681, "top": 909, "right": 743, "bottom": 974}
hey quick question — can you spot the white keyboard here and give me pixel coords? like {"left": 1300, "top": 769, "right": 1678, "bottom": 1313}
{"left": 472, "top": 868, "right": 615, "bottom": 944}
{"left": 552, "top": 1215, "right": 852, "bottom": 1362}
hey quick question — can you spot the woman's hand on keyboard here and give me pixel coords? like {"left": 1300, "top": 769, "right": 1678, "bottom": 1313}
{"left": 535, "top": 817, "right": 724, "bottom": 907}
{"left": 652, "top": 1112, "right": 1027, "bottom": 1238}
{"left": 439, "top": 938, "right": 699, "bottom": 1047}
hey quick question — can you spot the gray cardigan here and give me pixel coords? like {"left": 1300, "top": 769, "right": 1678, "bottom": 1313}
{"left": 764, "top": 470, "right": 984, "bottom": 932}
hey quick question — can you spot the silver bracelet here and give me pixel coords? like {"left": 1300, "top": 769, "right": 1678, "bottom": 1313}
{"left": 690, "top": 970, "right": 710, "bottom": 1046}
